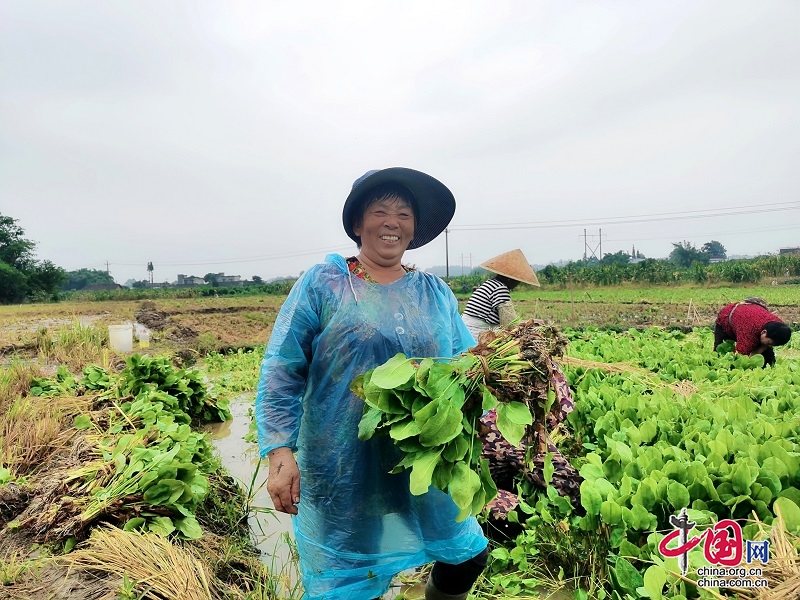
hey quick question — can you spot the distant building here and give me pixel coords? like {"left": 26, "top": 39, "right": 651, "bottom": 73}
{"left": 779, "top": 247, "right": 800, "bottom": 256}
{"left": 176, "top": 274, "right": 207, "bottom": 286}
{"left": 214, "top": 273, "right": 243, "bottom": 286}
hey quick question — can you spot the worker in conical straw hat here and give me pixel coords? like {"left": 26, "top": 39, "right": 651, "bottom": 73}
{"left": 461, "top": 249, "right": 540, "bottom": 338}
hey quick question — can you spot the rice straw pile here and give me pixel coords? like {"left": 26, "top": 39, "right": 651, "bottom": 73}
{"left": 560, "top": 355, "right": 651, "bottom": 376}
{"left": 64, "top": 526, "right": 213, "bottom": 600}
{"left": 732, "top": 509, "right": 800, "bottom": 600}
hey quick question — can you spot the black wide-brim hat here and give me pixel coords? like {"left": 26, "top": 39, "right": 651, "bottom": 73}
{"left": 342, "top": 167, "right": 456, "bottom": 250}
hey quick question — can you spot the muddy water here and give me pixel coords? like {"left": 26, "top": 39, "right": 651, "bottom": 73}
{"left": 203, "top": 399, "right": 296, "bottom": 571}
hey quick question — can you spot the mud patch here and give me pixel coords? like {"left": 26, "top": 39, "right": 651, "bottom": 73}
{"left": 134, "top": 301, "right": 170, "bottom": 331}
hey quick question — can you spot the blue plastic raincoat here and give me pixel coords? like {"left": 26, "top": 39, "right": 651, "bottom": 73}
{"left": 255, "top": 254, "right": 487, "bottom": 600}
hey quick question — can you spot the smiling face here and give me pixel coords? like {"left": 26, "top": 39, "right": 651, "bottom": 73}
{"left": 353, "top": 196, "right": 415, "bottom": 268}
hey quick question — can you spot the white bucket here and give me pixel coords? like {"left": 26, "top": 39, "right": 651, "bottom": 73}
{"left": 108, "top": 324, "right": 133, "bottom": 352}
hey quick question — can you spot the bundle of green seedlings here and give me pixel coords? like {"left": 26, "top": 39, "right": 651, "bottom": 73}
{"left": 6, "top": 354, "right": 229, "bottom": 542}
{"left": 352, "top": 320, "right": 569, "bottom": 521}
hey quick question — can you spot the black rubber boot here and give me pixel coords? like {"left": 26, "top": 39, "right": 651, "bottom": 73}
{"left": 424, "top": 577, "right": 469, "bottom": 600}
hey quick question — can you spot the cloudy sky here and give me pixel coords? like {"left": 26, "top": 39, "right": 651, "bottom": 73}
{"left": 2, "top": 1, "right": 799, "bottom": 284}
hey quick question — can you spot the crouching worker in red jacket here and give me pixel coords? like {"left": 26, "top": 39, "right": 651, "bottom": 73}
{"left": 714, "top": 298, "right": 792, "bottom": 366}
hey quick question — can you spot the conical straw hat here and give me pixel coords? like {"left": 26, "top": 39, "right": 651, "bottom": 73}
{"left": 479, "top": 249, "right": 540, "bottom": 286}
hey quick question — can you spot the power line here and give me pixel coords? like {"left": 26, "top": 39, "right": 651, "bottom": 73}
{"left": 450, "top": 201, "right": 800, "bottom": 231}
{"left": 604, "top": 223, "right": 800, "bottom": 243}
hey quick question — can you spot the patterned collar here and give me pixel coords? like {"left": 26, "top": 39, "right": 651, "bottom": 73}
{"left": 346, "top": 256, "right": 414, "bottom": 283}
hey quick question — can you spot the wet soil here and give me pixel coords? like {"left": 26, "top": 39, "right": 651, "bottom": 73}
{"left": 0, "top": 297, "right": 282, "bottom": 358}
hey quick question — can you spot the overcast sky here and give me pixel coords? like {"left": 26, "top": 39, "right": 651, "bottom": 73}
{"left": 2, "top": 1, "right": 799, "bottom": 284}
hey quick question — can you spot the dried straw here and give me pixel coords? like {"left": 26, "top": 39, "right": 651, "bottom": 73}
{"left": 731, "top": 509, "right": 800, "bottom": 600}
{"left": 669, "top": 380, "right": 699, "bottom": 398}
{"left": 1, "top": 396, "right": 78, "bottom": 477}
{"left": 64, "top": 526, "right": 213, "bottom": 600}
{"left": 560, "top": 356, "right": 651, "bottom": 376}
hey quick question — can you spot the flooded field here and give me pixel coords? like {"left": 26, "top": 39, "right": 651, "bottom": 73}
{"left": 204, "top": 399, "right": 295, "bottom": 566}
{"left": 1, "top": 287, "right": 796, "bottom": 599}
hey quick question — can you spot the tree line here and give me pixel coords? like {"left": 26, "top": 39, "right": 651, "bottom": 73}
{"left": 2, "top": 212, "right": 798, "bottom": 304}
{"left": 0, "top": 214, "right": 66, "bottom": 303}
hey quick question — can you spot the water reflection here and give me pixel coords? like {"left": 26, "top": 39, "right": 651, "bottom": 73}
{"left": 204, "top": 398, "right": 295, "bottom": 568}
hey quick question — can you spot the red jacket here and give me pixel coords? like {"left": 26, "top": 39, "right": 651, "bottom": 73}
{"left": 716, "top": 302, "right": 783, "bottom": 355}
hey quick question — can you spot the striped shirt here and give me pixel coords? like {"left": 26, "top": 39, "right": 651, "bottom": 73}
{"left": 462, "top": 278, "right": 511, "bottom": 325}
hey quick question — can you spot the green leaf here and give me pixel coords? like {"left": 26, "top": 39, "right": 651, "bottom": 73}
{"left": 431, "top": 460, "right": 456, "bottom": 491}
{"left": 600, "top": 500, "right": 623, "bottom": 525}
{"left": 143, "top": 479, "right": 185, "bottom": 506}
{"left": 495, "top": 401, "right": 532, "bottom": 447}
{"left": 614, "top": 557, "right": 643, "bottom": 594}
{"left": 543, "top": 452, "right": 554, "bottom": 485}
{"left": 580, "top": 480, "right": 603, "bottom": 516}
{"left": 774, "top": 497, "right": 800, "bottom": 534}
{"left": 370, "top": 354, "right": 415, "bottom": 389}
{"left": 642, "top": 565, "right": 666, "bottom": 599}
{"left": 175, "top": 516, "right": 203, "bottom": 539}
{"left": 123, "top": 517, "right": 146, "bottom": 531}
{"left": 667, "top": 481, "right": 690, "bottom": 509}
{"left": 389, "top": 418, "right": 421, "bottom": 441}
{"left": 579, "top": 463, "right": 604, "bottom": 481}
{"left": 357, "top": 407, "right": 384, "bottom": 441}
{"left": 448, "top": 461, "right": 481, "bottom": 516}
{"left": 421, "top": 363, "right": 460, "bottom": 400}
{"left": 147, "top": 516, "right": 176, "bottom": 536}
{"left": 74, "top": 415, "right": 93, "bottom": 430}
{"left": 731, "top": 463, "right": 756, "bottom": 495}
{"left": 479, "top": 458, "right": 497, "bottom": 505}
{"left": 481, "top": 386, "right": 498, "bottom": 411}
{"left": 364, "top": 387, "right": 406, "bottom": 414}
{"left": 416, "top": 357, "right": 434, "bottom": 387}
{"left": 418, "top": 402, "right": 463, "bottom": 447}
{"left": 442, "top": 434, "right": 470, "bottom": 462}
{"left": 409, "top": 449, "right": 443, "bottom": 495}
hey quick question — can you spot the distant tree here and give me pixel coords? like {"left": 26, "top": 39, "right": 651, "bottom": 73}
{"left": 28, "top": 261, "right": 68, "bottom": 297}
{"left": 252, "top": 275, "right": 263, "bottom": 284}
{"left": 0, "top": 261, "right": 27, "bottom": 303}
{"left": 0, "top": 214, "right": 36, "bottom": 270}
{"left": 538, "top": 264, "right": 565, "bottom": 285}
{"left": 669, "top": 241, "right": 710, "bottom": 268}
{"left": 204, "top": 273, "right": 219, "bottom": 285}
{"left": 0, "top": 213, "right": 66, "bottom": 303}
{"left": 701, "top": 240, "right": 727, "bottom": 260}
{"left": 131, "top": 280, "right": 149, "bottom": 289}
{"left": 63, "top": 268, "right": 115, "bottom": 291}
{"left": 600, "top": 251, "right": 631, "bottom": 266}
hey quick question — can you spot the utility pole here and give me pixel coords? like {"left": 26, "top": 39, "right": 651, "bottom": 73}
{"left": 583, "top": 229, "right": 588, "bottom": 261}
{"left": 582, "top": 229, "right": 604, "bottom": 261}
{"left": 106, "top": 261, "right": 110, "bottom": 279}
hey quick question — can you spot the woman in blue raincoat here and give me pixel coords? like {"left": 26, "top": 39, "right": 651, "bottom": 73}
{"left": 255, "top": 168, "right": 488, "bottom": 600}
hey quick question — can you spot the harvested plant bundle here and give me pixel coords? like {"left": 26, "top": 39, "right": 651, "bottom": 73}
{"left": 352, "top": 320, "right": 568, "bottom": 520}
{"left": 4, "top": 354, "right": 226, "bottom": 542}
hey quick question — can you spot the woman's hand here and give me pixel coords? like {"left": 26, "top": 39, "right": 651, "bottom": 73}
{"left": 266, "top": 447, "right": 301, "bottom": 515}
